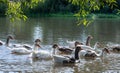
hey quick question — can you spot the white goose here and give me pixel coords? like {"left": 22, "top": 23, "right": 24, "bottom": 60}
{"left": 67, "top": 35, "right": 93, "bottom": 49}
{"left": 31, "top": 44, "right": 52, "bottom": 60}
{"left": 31, "top": 42, "right": 74, "bottom": 60}
{"left": 11, "top": 46, "right": 32, "bottom": 55}
{"left": 73, "top": 35, "right": 100, "bottom": 51}
{"left": 66, "top": 40, "right": 76, "bottom": 49}
{"left": 12, "top": 39, "right": 41, "bottom": 50}
{"left": 77, "top": 45, "right": 110, "bottom": 58}
{"left": 0, "top": 35, "right": 14, "bottom": 55}
{"left": 0, "top": 35, "right": 32, "bottom": 51}
{"left": 32, "top": 49, "right": 52, "bottom": 60}
{"left": 12, "top": 43, "right": 32, "bottom": 50}
{"left": 11, "top": 39, "right": 41, "bottom": 55}
{"left": 53, "top": 45, "right": 81, "bottom": 64}
{"left": 79, "top": 42, "right": 100, "bottom": 51}
{"left": 0, "top": 35, "right": 14, "bottom": 51}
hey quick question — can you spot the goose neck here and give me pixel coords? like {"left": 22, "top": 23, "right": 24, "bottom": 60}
{"left": 6, "top": 37, "right": 10, "bottom": 46}
{"left": 86, "top": 37, "right": 91, "bottom": 46}
{"left": 74, "top": 47, "right": 81, "bottom": 60}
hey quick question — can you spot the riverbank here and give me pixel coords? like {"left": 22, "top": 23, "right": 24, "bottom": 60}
{"left": 94, "top": 14, "right": 120, "bottom": 18}
{"left": 26, "top": 13, "right": 75, "bottom": 17}
{"left": 27, "top": 13, "right": 120, "bottom": 19}
{"left": 0, "top": 13, "right": 120, "bottom": 19}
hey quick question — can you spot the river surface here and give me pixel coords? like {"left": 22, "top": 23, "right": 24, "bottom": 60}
{"left": 0, "top": 17, "right": 120, "bottom": 73}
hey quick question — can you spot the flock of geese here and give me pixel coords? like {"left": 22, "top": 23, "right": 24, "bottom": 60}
{"left": 0, "top": 35, "right": 120, "bottom": 64}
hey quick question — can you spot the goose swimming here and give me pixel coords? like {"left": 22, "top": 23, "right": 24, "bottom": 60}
{"left": 11, "top": 39, "right": 41, "bottom": 55}
{"left": 53, "top": 45, "right": 81, "bottom": 64}
{"left": 76, "top": 45, "right": 110, "bottom": 58}
{"left": 0, "top": 35, "right": 14, "bottom": 47}
{"left": 52, "top": 44, "right": 73, "bottom": 55}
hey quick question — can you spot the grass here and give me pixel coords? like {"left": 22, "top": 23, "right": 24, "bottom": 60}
{"left": 26, "top": 13, "right": 75, "bottom": 18}
{"left": 0, "top": 13, "right": 120, "bottom": 19}
{"left": 94, "top": 14, "right": 120, "bottom": 18}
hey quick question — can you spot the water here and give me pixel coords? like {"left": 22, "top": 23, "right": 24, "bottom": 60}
{"left": 0, "top": 17, "right": 120, "bottom": 73}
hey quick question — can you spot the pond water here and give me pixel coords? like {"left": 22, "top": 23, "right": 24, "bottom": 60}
{"left": 0, "top": 17, "right": 120, "bottom": 73}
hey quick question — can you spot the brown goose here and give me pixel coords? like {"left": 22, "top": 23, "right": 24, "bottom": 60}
{"left": 108, "top": 45, "right": 120, "bottom": 52}
{"left": 52, "top": 44, "right": 73, "bottom": 54}
{"left": 77, "top": 45, "right": 110, "bottom": 58}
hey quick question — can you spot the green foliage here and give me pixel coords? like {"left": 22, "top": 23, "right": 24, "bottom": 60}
{"left": 5, "top": 0, "right": 44, "bottom": 22}
{"left": 6, "top": 2, "right": 27, "bottom": 22}
{"left": 0, "top": 0, "right": 120, "bottom": 25}
{"left": 0, "top": 2, "right": 7, "bottom": 16}
{"left": 0, "top": 0, "right": 8, "bottom": 3}
{"left": 68, "top": 0, "right": 119, "bottom": 26}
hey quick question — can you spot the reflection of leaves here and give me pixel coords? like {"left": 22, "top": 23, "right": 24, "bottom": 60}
{"left": 77, "top": 18, "right": 93, "bottom": 26}
{"left": 117, "top": 9, "right": 120, "bottom": 15}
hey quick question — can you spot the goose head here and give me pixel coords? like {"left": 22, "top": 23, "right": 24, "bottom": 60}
{"left": 75, "top": 41, "right": 83, "bottom": 47}
{"left": 35, "top": 39, "right": 41, "bottom": 44}
{"left": 52, "top": 43, "right": 61, "bottom": 55}
{"left": 88, "top": 35, "right": 93, "bottom": 39}
{"left": 52, "top": 44, "right": 59, "bottom": 49}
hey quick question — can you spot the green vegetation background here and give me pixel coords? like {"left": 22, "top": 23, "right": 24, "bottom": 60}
{"left": 0, "top": 0, "right": 120, "bottom": 17}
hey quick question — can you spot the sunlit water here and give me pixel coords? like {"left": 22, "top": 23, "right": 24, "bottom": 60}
{"left": 0, "top": 17, "right": 120, "bottom": 73}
